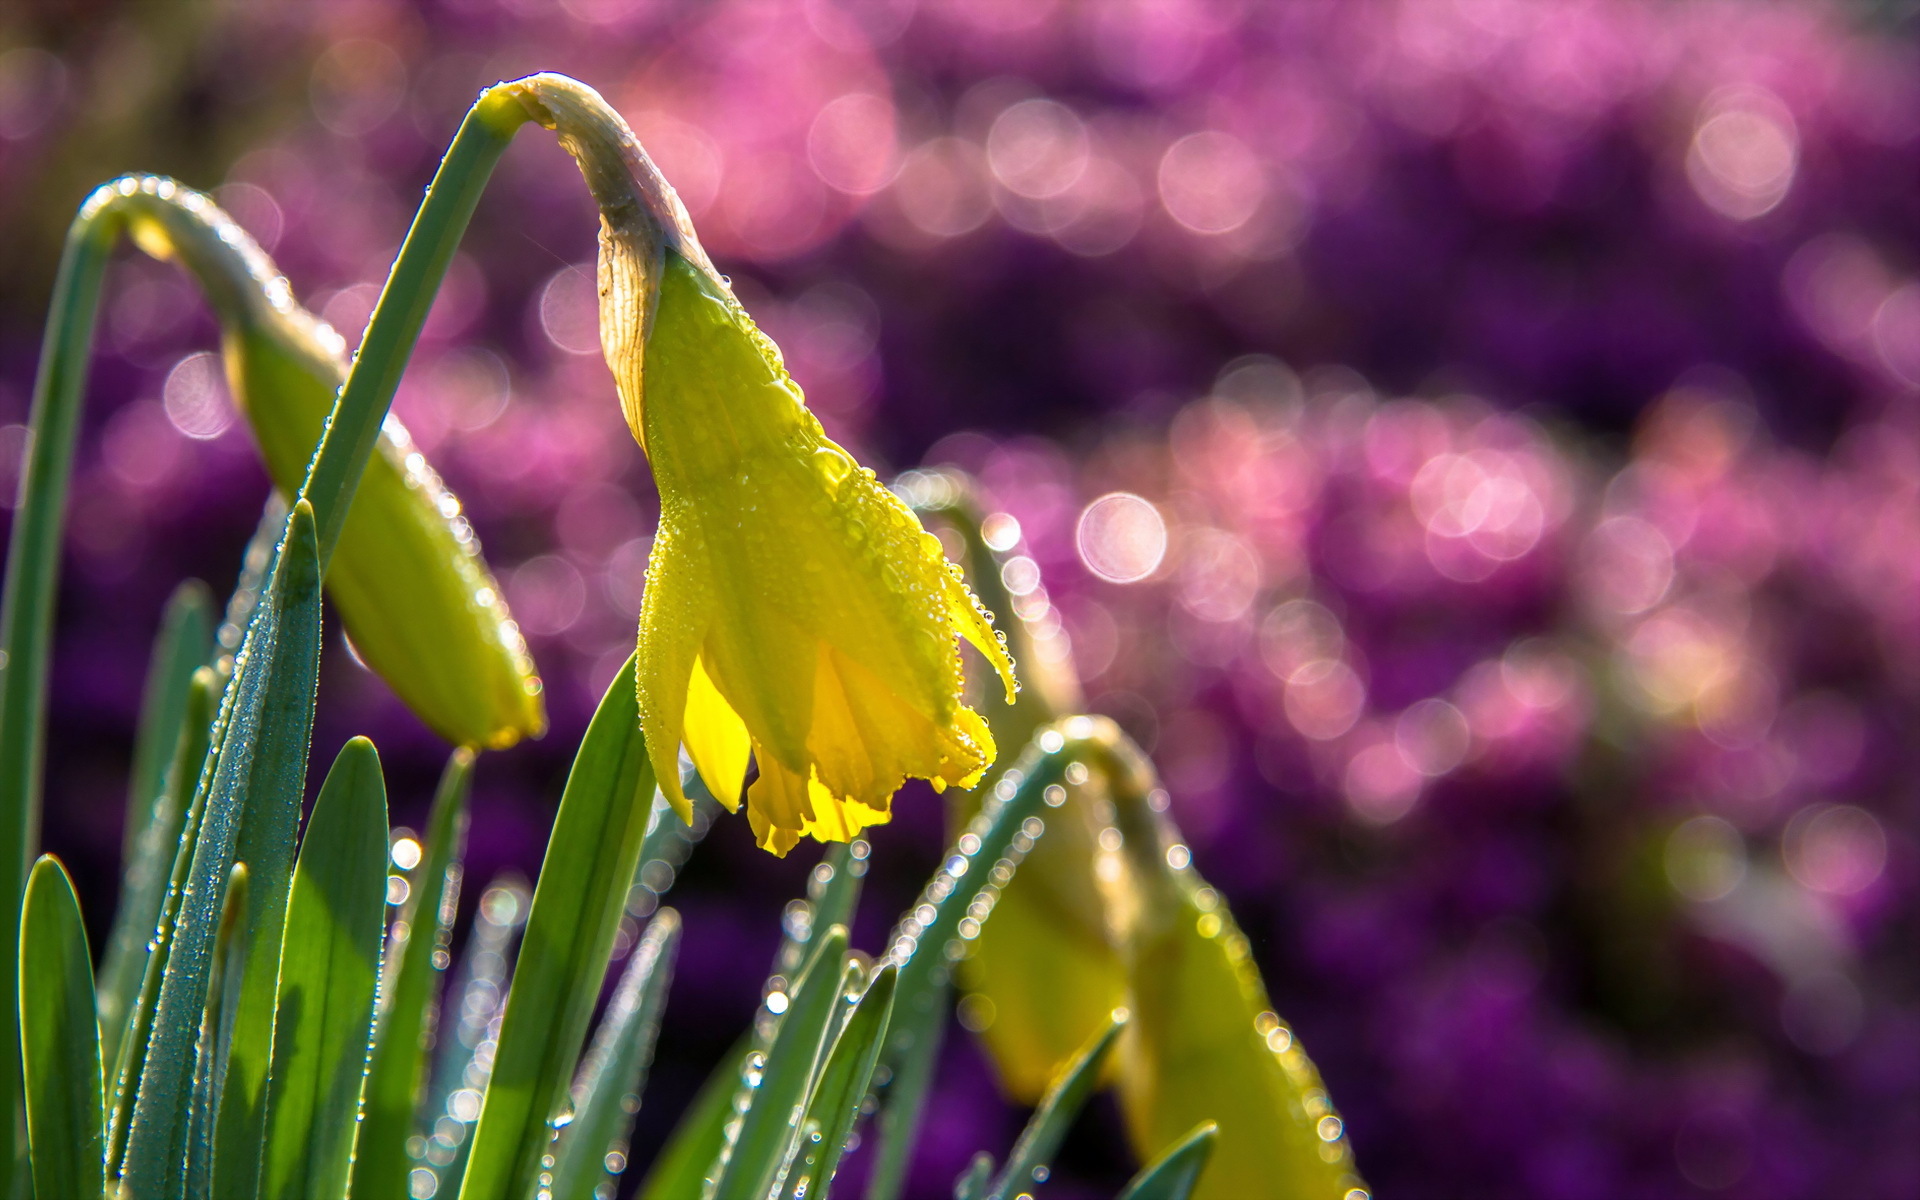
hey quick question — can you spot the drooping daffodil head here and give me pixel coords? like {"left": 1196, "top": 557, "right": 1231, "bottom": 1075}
{"left": 635, "top": 253, "right": 1017, "bottom": 854}
{"left": 507, "top": 76, "right": 1018, "bottom": 855}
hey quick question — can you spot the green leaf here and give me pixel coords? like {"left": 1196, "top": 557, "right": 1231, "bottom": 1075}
{"left": 989, "top": 1014, "right": 1125, "bottom": 1200}
{"left": 866, "top": 735, "right": 1073, "bottom": 1200}
{"left": 120, "top": 500, "right": 323, "bottom": 1200}
{"left": 353, "top": 748, "right": 474, "bottom": 1200}
{"left": 457, "top": 654, "right": 657, "bottom": 1200}
{"left": 953, "top": 1153, "right": 994, "bottom": 1200}
{"left": 17, "top": 856, "right": 104, "bottom": 1200}
{"left": 551, "top": 910, "right": 681, "bottom": 1200}
{"left": 188, "top": 864, "right": 251, "bottom": 1198}
{"left": 632, "top": 828, "right": 846, "bottom": 1200}
{"left": 99, "top": 662, "right": 218, "bottom": 1076}
{"left": 122, "top": 581, "right": 217, "bottom": 869}
{"left": 260, "top": 737, "right": 390, "bottom": 1200}
{"left": 711, "top": 926, "right": 851, "bottom": 1200}
{"left": 633, "top": 1031, "right": 746, "bottom": 1200}
{"left": 1114, "top": 1123, "right": 1216, "bottom": 1200}
{"left": 779, "top": 964, "right": 897, "bottom": 1200}
{"left": 105, "top": 667, "right": 219, "bottom": 1175}
{"left": 420, "top": 876, "right": 530, "bottom": 1199}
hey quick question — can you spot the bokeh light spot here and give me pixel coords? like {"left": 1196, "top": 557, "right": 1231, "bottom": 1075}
{"left": 540, "top": 265, "right": 601, "bottom": 356}
{"left": 987, "top": 98, "right": 1090, "bottom": 199}
{"left": 162, "top": 351, "right": 236, "bottom": 441}
{"left": 809, "top": 92, "right": 900, "bottom": 195}
{"left": 1076, "top": 492, "right": 1167, "bottom": 582}
{"left": 1686, "top": 86, "right": 1797, "bottom": 221}
{"left": 1158, "top": 130, "right": 1265, "bottom": 235}
{"left": 1783, "top": 804, "right": 1887, "bottom": 896}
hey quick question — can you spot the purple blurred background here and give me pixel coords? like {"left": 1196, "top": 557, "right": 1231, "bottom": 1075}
{"left": 4, "top": 1, "right": 1919, "bottom": 1196}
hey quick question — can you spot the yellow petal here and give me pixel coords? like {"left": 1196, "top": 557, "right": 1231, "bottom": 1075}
{"left": 946, "top": 568, "right": 1018, "bottom": 704}
{"left": 800, "top": 777, "right": 892, "bottom": 844}
{"left": 941, "top": 705, "right": 997, "bottom": 791}
{"left": 745, "top": 751, "right": 810, "bottom": 857}
{"left": 808, "top": 646, "right": 935, "bottom": 810}
{"left": 683, "top": 654, "right": 750, "bottom": 811}
{"left": 634, "top": 519, "right": 709, "bottom": 822}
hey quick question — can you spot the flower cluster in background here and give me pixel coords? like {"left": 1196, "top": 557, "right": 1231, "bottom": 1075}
{"left": 3, "top": 0, "right": 1919, "bottom": 1196}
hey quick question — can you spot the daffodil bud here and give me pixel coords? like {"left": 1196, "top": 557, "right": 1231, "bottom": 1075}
{"left": 107, "top": 177, "right": 544, "bottom": 749}
{"left": 507, "top": 75, "right": 1017, "bottom": 853}
{"left": 1074, "top": 720, "right": 1365, "bottom": 1200}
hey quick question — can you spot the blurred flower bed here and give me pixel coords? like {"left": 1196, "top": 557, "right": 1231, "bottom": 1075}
{"left": 2, "top": 0, "right": 1918, "bottom": 1196}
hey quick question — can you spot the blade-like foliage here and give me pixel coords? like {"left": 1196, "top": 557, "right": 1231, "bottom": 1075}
{"left": 867, "top": 736, "right": 1072, "bottom": 1200}
{"left": 261, "top": 737, "right": 390, "bottom": 1200}
{"left": 634, "top": 1032, "right": 747, "bottom": 1200}
{"left": 189, "top": 864, "right": 251, "bottom": 1199}
{"left": 710, "top": 926, "right": 852, "bottom": 1200}
{"left": 99, "top": 664, "right": 218, "bottom": 1074}
{"left": 354, "top": 748, "right": 474, "bottom": 1199}
{"left": 779, "top": 964, "right": 897, "bottom": 1200}
{"left": 636, "top": 832, "right": 854, "bottom": 1200}
{"left": 17, "top": 856, "right": 104, "bottom": 1200}
{"left": 458, "top": 654, "right": 658, "bottom": 1200}
{"left": 954, "top": 1154, "right": 994, "bottom": 1200}
{"left": 122, "top": 582, "right": 217, "bottom": 871}
{"left": 989, "top": 1014, "right": 1126, "bottom": 1200}
{"left": 552, "top": 910, "right": 681, "bottom": 1200}
{"left": 120, "top": 501, "right": 323, "bottom": 1200}
{"left": 106, "top": 667, "right": 219, "bottom": 1173}
{"left": 1114, "top": 1123, "right": 1217, "bottom": 1200}
{"left": 422, "top": 877, "right": 530, "bottom": 1198}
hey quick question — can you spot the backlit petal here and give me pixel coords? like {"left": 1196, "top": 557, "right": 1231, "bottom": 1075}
{"left": 635, "top": 518, "right": 708, "bottom": 821}
{"left": 683, "top": 654, "right": 749, "bottom": 810}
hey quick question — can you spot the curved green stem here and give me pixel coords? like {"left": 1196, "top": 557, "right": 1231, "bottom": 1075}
{"left": 0, "top": 192, "right": 123, "bottom": 1183}
{"left": 300, "top": 85, "right": 531, "bottom": 565}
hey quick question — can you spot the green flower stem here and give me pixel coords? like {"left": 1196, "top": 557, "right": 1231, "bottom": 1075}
{"left": 0, "top": 194, "right": 124, "bottom": 1185}
{"left": 300, "top": 84, "right": 531, "bottom": 566}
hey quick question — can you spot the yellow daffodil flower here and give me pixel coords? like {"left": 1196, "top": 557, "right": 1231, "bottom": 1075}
{"left": 514, "top": 73, "right": 1015, "bottom": 854}
{"left": 628, "top": 251, "right": 1016, "bottom": 854}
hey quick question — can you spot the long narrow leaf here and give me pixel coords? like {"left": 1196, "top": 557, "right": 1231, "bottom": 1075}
{"left": 633, "top": 1032, "right": 747, "bottom": 1200}
{"left": 17, "top": 856, "right": 104, "bottom": 1200}
{"left": 122, "top": 582, "right": 217, "bottom": 869}
{"left": 779, "top": 965, "right": 897, "bottom": 1200}
{"left": 120, "top": 500, "right": 323, "bottom": 1200}
{"left": 711, "top": 926, "right": 852, "bottom": 1200}
{"left": 457, "top": 654, "right": 657, "bottom": 1200}
{"left": 188, "top": 864, "right": 251, "bottom": 1199}
{"left": 1114, "top": 1123, "right": 1216, "bottom": 1200}
{"left": 989, "top": 1015, "right": 1126, "bottom": 1200}
{"left": 635, "top": 828, "right": 847, "bottom": 1200}
{"left": 354, "top": 748, "right": 474, "bottom": 1199}
{"left": 954, "top": 1154, "right": 994, "bottom": 1200}
{"left": 260, "top": 737, "right": 389, "bottom": 1200}
{"left": 866, "top": 735, "right": 1073, "bottom": 1200}
{"left": 99, "top": 663, "right": 217, "bottom": 1073}
{"left": 552, "top": 910, "right": 681, "bottom": 1200}
{"left": 422, "top": 877, "right": 530, "bottom": 1198}
{"left": 106, "top": 667, "right": 219, "bottom": 1174}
